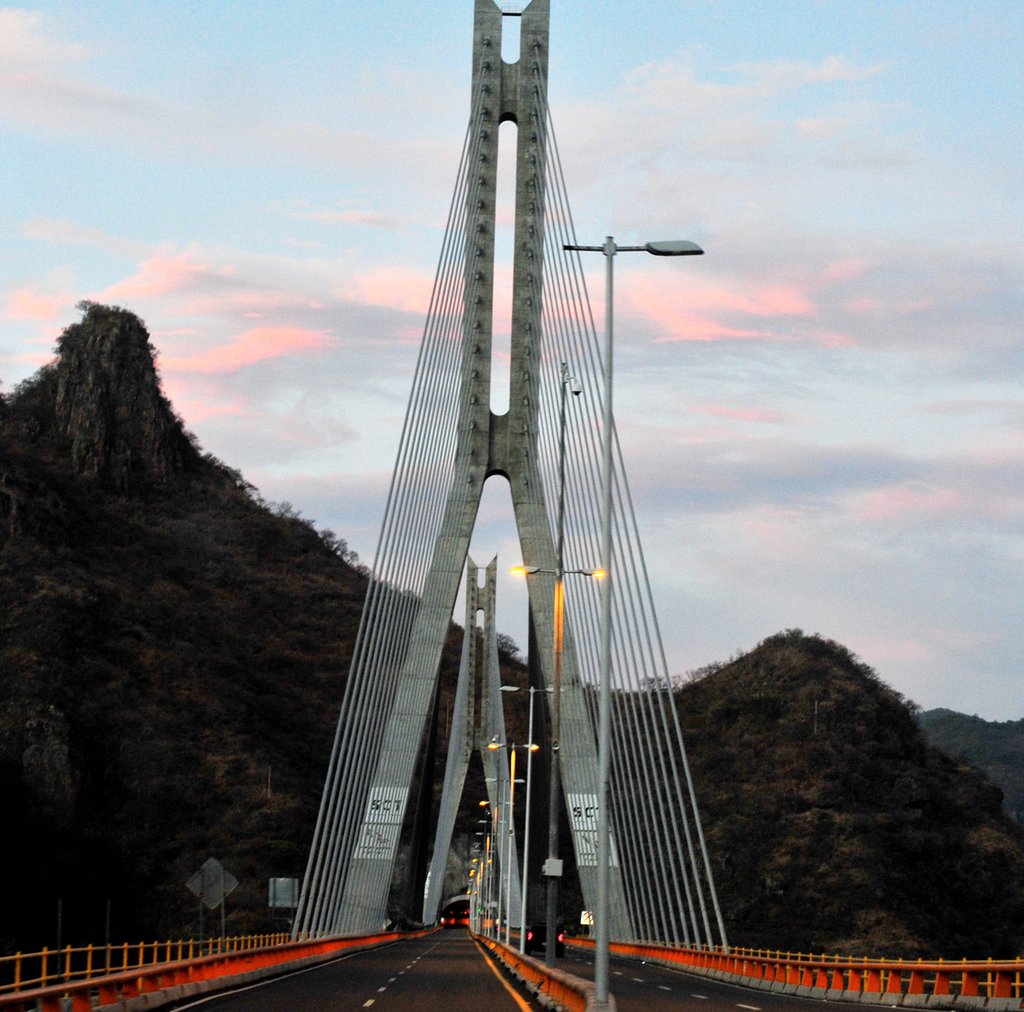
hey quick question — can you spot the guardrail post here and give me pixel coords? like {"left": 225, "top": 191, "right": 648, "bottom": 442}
{"left": 992, "top": 968, "right": 1012, "bottom": 999}
{"left": 848, "top": 964, "right": 862, "bottom": 994}
{"left": 908, "top": 965, "right": 925, "bottom": 994}
{"left": 865, "top": 963, "right": 881, "bottom": 994}
{"left": 961, "top": 961, "right": 979, "bottom": 997}
{"left": 70, "top": 987, "right": 93, "bottom": 1011}
{"left": 884, "top": 964, "right": 903, "bottom": 995}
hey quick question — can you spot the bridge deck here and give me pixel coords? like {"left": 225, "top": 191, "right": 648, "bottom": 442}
{"left": 171, "top": 932, "right": 535, "bottom": 1011}
{"left": 161, "top": 931, "right": 885, "bottom": 1012}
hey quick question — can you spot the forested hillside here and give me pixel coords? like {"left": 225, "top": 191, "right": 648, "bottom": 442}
{"left": 918, "top": 708, "right": 1024, "bottom": 821}
{"left": 675, "top": 631, "right": 1024, "bottom": 958}
{"left": 0, "top": 304, "right": 370, "bottom": 949}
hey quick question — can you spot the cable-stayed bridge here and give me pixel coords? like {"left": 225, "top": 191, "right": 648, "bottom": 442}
{"left": 5, "top": 5, "right": 1024, "bottom": 1012}
{"left": 294, "top": 0, "right": 726, "bottom": 955}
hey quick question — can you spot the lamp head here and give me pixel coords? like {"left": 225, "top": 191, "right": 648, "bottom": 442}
{"left": 644, "top": 239, "right": 704, "bottom": 257}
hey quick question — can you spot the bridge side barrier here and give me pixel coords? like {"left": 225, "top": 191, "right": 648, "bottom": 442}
{"left": 0, "top": 929, "right": 435, "bottom": 1012}
{"left": 0, "top": 933, "right": 292, "bottom": 996}
{"left": 474, "top": 932, "right": 615, "bottom": 1012}
{"left": 568, "top": 937, "right": 1023, "bottom": 1010}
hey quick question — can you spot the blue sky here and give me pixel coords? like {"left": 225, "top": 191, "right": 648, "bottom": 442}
{"left": 2, "top": 1, "right": 1022, "bottom": 719}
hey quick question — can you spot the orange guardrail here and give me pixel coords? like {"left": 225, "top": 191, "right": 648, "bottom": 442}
{"left": 0, "top": 929, "right": 434, "bottom": 1012}
{"left": 475, "top": 932, "right": 610, "bottom": 1012}
{"left": 569, "top": 937, "right": 1024, "bottom": 1008}
{"left": 0, "top": 933, "right": 291, "bottom": 996}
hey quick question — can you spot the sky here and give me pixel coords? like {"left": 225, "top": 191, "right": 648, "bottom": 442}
{"left": 1, "top": 1, "right": 1021, "bottom": 720}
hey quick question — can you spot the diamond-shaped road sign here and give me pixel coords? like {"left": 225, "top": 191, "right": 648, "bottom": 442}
{"left": 186, "top": 857, "right": 238, "bottom": 910}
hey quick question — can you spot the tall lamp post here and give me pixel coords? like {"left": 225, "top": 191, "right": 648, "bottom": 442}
{"left": 520, "top": 686, "right": 544, "bottom": 953}
{"left": 510, "top": 360, "right": 585, "bottom": 966}
{"left": 504, "top": 753, "right": 526, "bottom": 946}
{"left": 547, "top": 362, "right": 580, "bottom": 965}
{"left": 562, "top": 237, "right": 704, "bottom": 1006}
{"left": 499, "top": 682, "right": 550, "bottom": 953}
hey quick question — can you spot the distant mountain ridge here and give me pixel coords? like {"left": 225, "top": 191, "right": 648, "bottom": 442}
{"left": 918, "top": 708, "right": 1024, "bottom": 821}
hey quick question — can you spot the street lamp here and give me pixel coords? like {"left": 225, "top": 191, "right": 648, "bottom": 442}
{"left": 510, "top": 560, "right": 601, "bottom": 964}
{"left": 506, "top": 360, "right": 582, "bottom": 964}
{"left": 487, "top": 729, "right": 537, "bottom": 948}
{"left": 481, "top": 785, "right": 506, "bottom": 939}
{"left": 562, "top": 236, "right": 703, "bottom": 1005}
{"left": 500, "top": 683, "right": 550, "bottom": 953}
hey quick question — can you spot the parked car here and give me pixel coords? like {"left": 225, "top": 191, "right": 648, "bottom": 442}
{"left": 524, "top": 922, "right": 565, "bottom": 957}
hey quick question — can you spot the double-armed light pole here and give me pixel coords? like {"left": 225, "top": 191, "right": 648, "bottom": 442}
{"left": 487, "top": 733, "right": 533, "bottom": 947}
{"left": 499, "top": 683, "right": 551, "bottom": 953}
{"left": 562, "top": 237, "right": 704, "bottom": 1006}
{"left": 511, "top": 361, "right": 594, "bottom": 966}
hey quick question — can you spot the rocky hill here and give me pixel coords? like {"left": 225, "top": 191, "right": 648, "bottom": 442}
{"left": 918, "top": 708, "right": 1024, "bottom": 821}
{"left": 1, "top": 304, "right": 370, "bottom": 950}
{"left": 675, "top": 631, "right": 1024, "bottom": 958}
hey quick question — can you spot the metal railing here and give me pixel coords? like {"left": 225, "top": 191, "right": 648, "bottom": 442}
{"left": 570, "top": 937, "right": 1024, "bottom": 1005}
{"left": 0, "top": 932, "right": 291, "bottom": 996}
{"left": 0, "top": 929, "right": 434, "bottom": 1012}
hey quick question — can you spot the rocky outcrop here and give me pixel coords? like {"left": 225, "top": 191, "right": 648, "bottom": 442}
{"left": 52, "top": 303, "right": 196, "bottom": 489}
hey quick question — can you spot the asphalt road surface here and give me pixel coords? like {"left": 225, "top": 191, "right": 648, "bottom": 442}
{"left": 563, "top": 946, "right": 893, "bottom": 1011}
{"left": 165, "top": 932, "right": 894, "bottom": 1011}
{"left": 167, "top": 931, "right": 538, "bottom": 1011}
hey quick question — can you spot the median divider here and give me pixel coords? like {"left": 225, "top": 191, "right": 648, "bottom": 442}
{"left": 473, "top": 932, "right": 615, "bottom": 1012}
{"left": 0, "top": 928, "right": 436, "bottom": 1012}
{"left": 568, "top": 936, "right": 1024, "bottom": 1010}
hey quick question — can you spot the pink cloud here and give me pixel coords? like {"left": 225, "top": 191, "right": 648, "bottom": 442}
{"left": 290, "top": 208, "right": 402, "bottom": 230}
{"left": 159, "top": 381, "right": 248, "bottom": 424}
{"left": 0, "top": 10, "right": 89, "bottom": 65}
{"left": 843, "top": 296, "right": 885, "bottom": 314}
{"left": 344, "top": 266, "right": 446, "bottom": 315}
{"left": 97, "top": 251, "right": 226, "bottom": 301}
{"left": 161, "top": 326, "right": 333, "bottom": 374}
{"left": 626, "top": 270, "right": 870, "bottom": 348}
{"left": 856, "top": 482, "right": 962, "bottom": 522}
{"left": 821, "top": 258, "right": 872, "bottom": 283}
{"left": 806, "top": 328, "right": 857, "bottom": 348}
{"left": 729, "top": 284, "right": 816, "bottom": 317}
{"left": 851, "top": 636, "right": 935, "bottom": 665}
{"left": 5, "top": 286, "right": 73, "bottom": 321}
{"left": 693, "top": 403, "right": 806, "bottom": 426}
{"left": 625, "top": 276, "right": 819, "bottom": 343}
{"left": 652, "top": 313, "right": 769, "bottom": 343}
